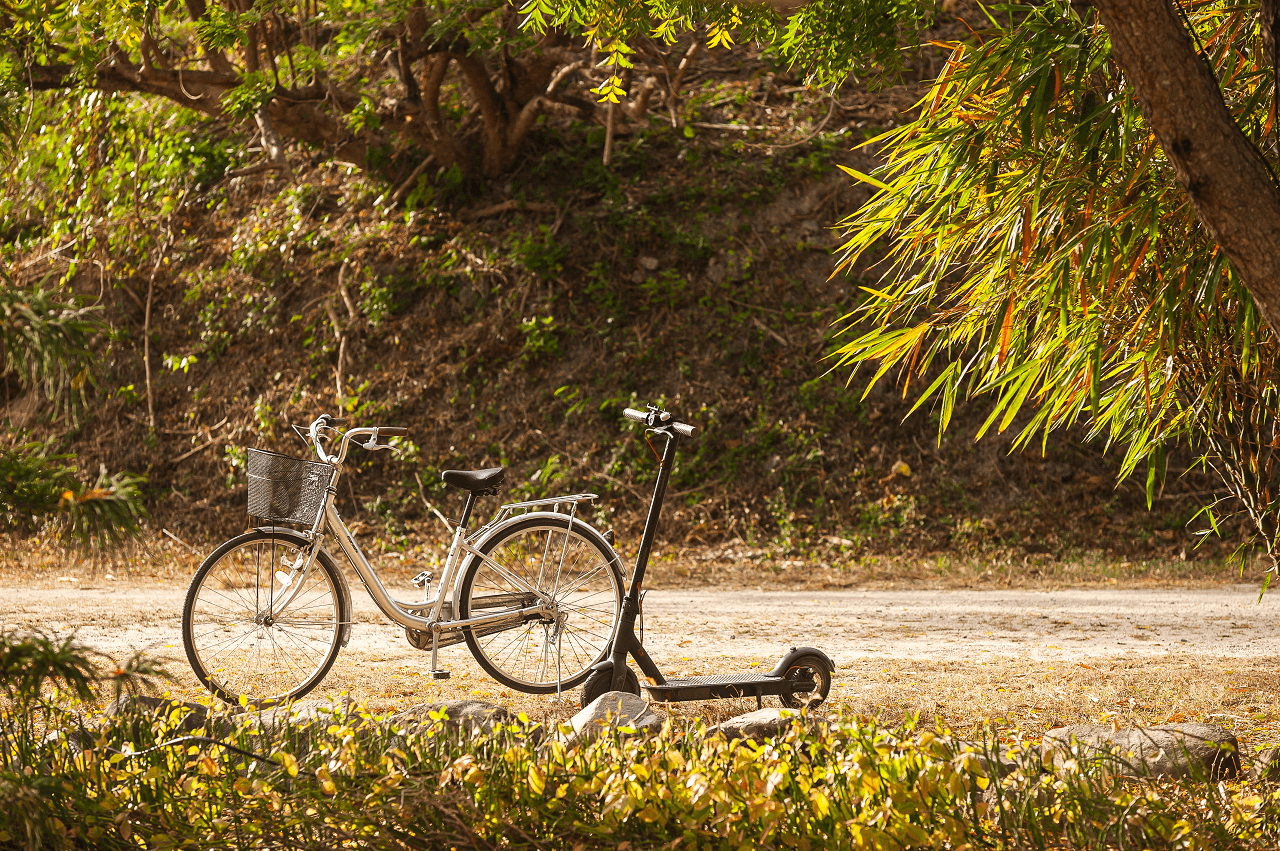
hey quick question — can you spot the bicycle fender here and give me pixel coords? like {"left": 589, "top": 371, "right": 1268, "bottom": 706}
{"left": 254, "top": 526, "right": 353, "bottom": 647}
{"left": 768, "top": 646, "right": 835, "bottom": 678}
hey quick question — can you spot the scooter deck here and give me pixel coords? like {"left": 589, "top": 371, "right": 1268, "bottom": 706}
{"left": 643, "top": 672, "right": 805, "bottom": 703}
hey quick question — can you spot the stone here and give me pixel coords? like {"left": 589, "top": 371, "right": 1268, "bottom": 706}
{"left": 390, "top": 700, "right": 514, "bottom": 737}
{"left": 705, "top": 259, "right": 727, "bottom": 284}
{"left": 1041, "top": 723, "right": 1240, "bottom": 779}
{"left": 1250, "top": 746, "right": 1280, "bottom": 782}
{"left": 564, "top": 691, "right": 662, "bottom": 747}
{"left": 637, "top": 255, "right": 660, "bottom": 271}
{"left": 710, "top": 708, "right": 823, "bottom": 741}
{"left": 106, "top": 694, "right": 210, "bottom": 734}
{"left": 947, "top": 738, "right": 1019, "bottom": 779}
{"left": 237, "top": 696, "right": 357, "bottom": 745}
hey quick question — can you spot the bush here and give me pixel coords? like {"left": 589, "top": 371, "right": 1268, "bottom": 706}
{"left": 2, "top": 630, "right": 1278, "bottom": 849}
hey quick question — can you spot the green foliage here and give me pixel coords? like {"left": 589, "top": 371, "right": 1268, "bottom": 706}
{"left": 0, "top": 274, "right": 145, "bottom": 549}
{"left": 519, "top": 314, "right": 561, "bottom": 361}
{"left": 1, "top": 94, "right": 236, "bottom": 257}
{"left": 525, "top": 0, "right": 929, "bottom": 89}
{"left": 0, "top": 629, "right": 100, "bottom": 704}
{"left": 0, "top": 439, "right": 147, "bottom": 549}
{"left": 2, "top": 665, "right": 1277, "bottom": 850}
{"left": 510, "top": 226, "right": 566, "bottom": 280}
{"left": 0, "top": 278, "right": 99, "bottom": 421}
{"left": 831, "top": 1, "right": 1280, "bottom": 555}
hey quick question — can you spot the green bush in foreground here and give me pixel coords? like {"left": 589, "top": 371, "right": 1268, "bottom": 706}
{"left": 2, "top": 633, "right": 1279, "bottom": 850}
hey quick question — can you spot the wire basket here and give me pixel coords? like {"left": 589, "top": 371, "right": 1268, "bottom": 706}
{"left": 246, "top": 448, "right": 333, "bottom": 527}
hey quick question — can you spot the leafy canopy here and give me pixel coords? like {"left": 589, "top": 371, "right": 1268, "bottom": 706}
{"left": 522, "top": 0, "right": 930, "bottom": 97}
{"left": 832, "top": 0, "right": 1280, "bottom": 552}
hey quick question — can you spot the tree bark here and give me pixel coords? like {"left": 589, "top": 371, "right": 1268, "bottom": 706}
{"left": 1092, "top": 0, "right": 1280, "bottom": 336}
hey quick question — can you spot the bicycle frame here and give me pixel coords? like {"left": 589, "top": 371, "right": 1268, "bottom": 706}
{"left": 317, "top": 492, "right": 600, "bottom": 636}
{"left": 273, "top": 418, "right": 602, "bottom": 644}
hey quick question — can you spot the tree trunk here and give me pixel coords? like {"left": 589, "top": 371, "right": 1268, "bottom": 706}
{"left": 1092, "top": 0, "right": 1280, "bottom": 337}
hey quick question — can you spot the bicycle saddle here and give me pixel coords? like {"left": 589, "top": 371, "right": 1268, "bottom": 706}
{"left": 441, "top": 467, "right": 505, "bottom": 493}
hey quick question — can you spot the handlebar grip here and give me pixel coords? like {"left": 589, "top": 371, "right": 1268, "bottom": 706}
{"left": 326, "top": 416, "right": 348, "bottom": 426}
{"left": 623, "top": 408, "right": 647, "bottom": 423}
{"left": 673, "top": 422, "right": 698, "bottom": 438}
{"left": 378, "top": 427, "right": 409, "bottom": 436}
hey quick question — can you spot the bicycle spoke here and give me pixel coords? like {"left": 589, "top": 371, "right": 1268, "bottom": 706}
{"left": 186, "top": 536, "right": 341, "bottom": 705}
{"left": 463, "top": 518, "right": 621, "bottom": 691}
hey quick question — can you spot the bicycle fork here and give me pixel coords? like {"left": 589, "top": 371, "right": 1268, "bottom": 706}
{"left": 268, "top": 534, "right": 325, "bottom": 619}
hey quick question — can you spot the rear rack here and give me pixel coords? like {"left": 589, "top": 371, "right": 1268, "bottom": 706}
{"left": 489, "top": 493, "right": 598, "bottom": 527}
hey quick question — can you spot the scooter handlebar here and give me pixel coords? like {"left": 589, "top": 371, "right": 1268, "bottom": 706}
{"left": 622, "top": 407, "right": 699, "bottom": 438}
{"left": 671, "top": 421, "right": 698, "bottom": 438}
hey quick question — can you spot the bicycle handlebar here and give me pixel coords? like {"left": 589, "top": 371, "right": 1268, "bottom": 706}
{"left": 307, "top": 415, "right": 411, "bottom": 464}
{"left": 623, "top": 407, "right": 699, "bottom": 438}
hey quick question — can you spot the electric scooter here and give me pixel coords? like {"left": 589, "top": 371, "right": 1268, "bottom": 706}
{"left": 581, "top": 404, "right": 835, "bottom": 709}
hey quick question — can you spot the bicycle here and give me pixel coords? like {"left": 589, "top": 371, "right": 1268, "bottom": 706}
{"left": 181, "top": 413, "right": 625, "bottom": 705}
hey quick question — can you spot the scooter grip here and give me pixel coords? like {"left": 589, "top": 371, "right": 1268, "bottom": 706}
{"left": 623, "top": 408, "right": 648, "bottom": 423}
{"left": 672, "top": 422, "right": 698, "bottom": 438}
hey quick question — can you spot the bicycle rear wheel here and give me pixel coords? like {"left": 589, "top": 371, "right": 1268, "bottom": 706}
{"left": 459, "top": 514, "right": 623, "bottom": 693}
{"left": 182, "top": 530, "right": 346, "bottom": 705}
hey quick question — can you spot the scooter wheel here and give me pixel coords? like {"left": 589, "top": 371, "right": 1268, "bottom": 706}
{"left": 581, "top": 666, "right": 640, "bottom": 708}
{"left": 779, "top": 654, "right": 832, "bottom": 709}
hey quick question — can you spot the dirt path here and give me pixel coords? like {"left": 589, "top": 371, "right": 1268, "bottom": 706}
{"left": 6, "top": 583, "right": 1279, "bottom": 733}
{"left": 5, "top": 584, "right": 1274, "bottom": 661}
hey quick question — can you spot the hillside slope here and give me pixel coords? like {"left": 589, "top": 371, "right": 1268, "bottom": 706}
{"left": 3, "top": 42, "right": 1246, "bottom": 584}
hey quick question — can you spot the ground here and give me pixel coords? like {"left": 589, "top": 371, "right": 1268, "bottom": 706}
{"left": 5, "top": 535, "right": 1278, "bottom": 751}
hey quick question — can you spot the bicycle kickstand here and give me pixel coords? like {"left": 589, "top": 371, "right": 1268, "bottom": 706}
{"left": 430, "top": 628, "right": 450, "bottom": 680}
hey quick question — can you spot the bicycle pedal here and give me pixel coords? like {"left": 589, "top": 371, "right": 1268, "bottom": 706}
{"left": 430, "top": 670, "right": 451, "bottom": 680}
{"left": 410, "top": 570, "right": 433, "bottom": 588}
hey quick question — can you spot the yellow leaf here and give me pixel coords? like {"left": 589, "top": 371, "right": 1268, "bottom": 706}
{"left": 838, "top": 164, "right": 893, "bottom": 193}
{"left": 528, "top": 765, "right": 546, "bottom": 795}
{"left": 810, "top": 789, "right": 830, "bottom": 818}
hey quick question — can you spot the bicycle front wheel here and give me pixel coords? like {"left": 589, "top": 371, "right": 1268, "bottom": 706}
{"left": 459, "top": 514, "right": 623, "bottom": 693}
{"left": 182, "top": 530, "right": 345, "bottom": 705}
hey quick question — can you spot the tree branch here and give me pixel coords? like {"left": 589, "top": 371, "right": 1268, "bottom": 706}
{"left": 1093, "top": 0, "right": 1280, "bottom": 336}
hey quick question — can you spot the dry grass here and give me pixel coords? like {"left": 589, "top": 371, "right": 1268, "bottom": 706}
{"left": 0, "top": 530, "right": 1266, "bottom": 590}
{"left": 77, "top": 646, "right": 1280, "bottom": 762}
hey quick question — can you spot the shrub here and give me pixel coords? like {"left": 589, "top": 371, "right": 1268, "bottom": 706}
{"left": 2, "top": 630, "right": 1276, "bottom": 849}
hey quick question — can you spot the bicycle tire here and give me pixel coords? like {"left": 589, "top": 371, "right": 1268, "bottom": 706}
{"left": 459, "top": 513, "right": 623, "bottom": 694}
{"left": 182, "top": 529, "right": 347, "bottom": 705}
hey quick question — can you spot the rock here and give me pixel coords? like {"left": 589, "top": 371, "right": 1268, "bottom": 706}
{"left": 1042, "top": 723, "right": 1240, "bottom": 779}
{"left": 390, "top": 700, "right": 514, "bottom": 737}
{"left": 705, "top": 258, "right": 726, "bottom": 284}
{"left": 1251, "top": 746, "right": 1280, "bottom": 782}
{"left": 948, "top": 738, "right": 1019, "bottom": 779}
{"left": 236, "top": 697, "right": 357, "bottom": 751}
{"left": 710, "top": 708, "right": 823, "bottom": 741}
{"left": 42, "top": 726, "right": 92, "bottom": 756}
{"left": 637, "top": 255, "right": 660, "bottom": 271}
{"left": 106, "top": 694, "right": 210, "bottom": 735}
{"left": 564, "top": 691, "right": 662, "bottom": 747}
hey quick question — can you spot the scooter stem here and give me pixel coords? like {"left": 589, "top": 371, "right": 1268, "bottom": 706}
{"left": 605, "top": 428, "right": 680, "bottom": 691}
{"left": 627, "top": 430, "right": 679, "bottom": 600}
